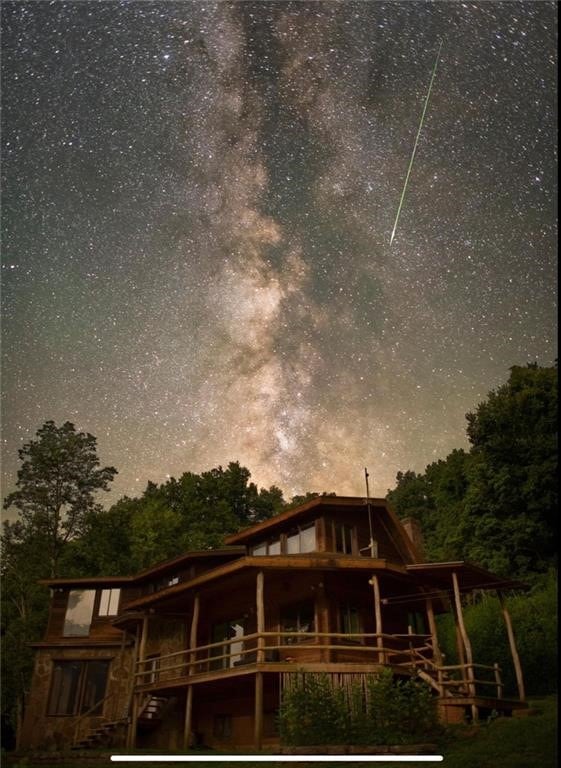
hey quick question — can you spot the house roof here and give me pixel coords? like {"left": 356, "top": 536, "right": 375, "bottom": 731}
{"left": 225, "top": 495, "right": 423, "bottom": 565}
{"left": 121, "top": 554, "right": 412, "bottom": 611}
{"left": 38, "top": 547, "right": 246, "bottom": 588}
{"left": 224, "top": 495, "right": 384, "bottom": 544}
{"left": 405, "top": 562, "right": 527, "bottom": 592}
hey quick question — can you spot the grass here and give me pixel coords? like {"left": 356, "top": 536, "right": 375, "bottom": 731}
{"left": 5, "top": 696, "right": 557, "bottom": 768}
{"left": 434, "top": 695, "right": 558, "bottom": 768}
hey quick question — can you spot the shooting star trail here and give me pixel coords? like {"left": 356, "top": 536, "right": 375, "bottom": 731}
{"left": 390, "top": 39, "right": 443, "bottom": 246}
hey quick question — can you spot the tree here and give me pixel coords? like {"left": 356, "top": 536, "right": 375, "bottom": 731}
{"left": 387, "top": 364, "right": 557, "bottom": 577}
{"left": 465, "top": 363, "right": 557, "bottom": 567}
{"left": 3, "top": 421, "right": 117, "bottom": 578}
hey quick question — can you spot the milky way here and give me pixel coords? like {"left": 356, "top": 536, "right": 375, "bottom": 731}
{"left": 1, "top": 1, "right": 557, "bottom": 503}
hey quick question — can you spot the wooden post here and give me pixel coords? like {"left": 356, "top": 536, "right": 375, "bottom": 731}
{"left": 455, "top": 622, "right": 467, "bottom": 682}
{"left": 183, "top": 685, "right": 194, "bottom": 750}
{"left": 451, "top": 572, "right": 477, "bottom": 721}
{"left": 254, "top": 672, "right": 263, "bottom": 749}
{"left": 189, "top": 594, "right": 200, "bottom": 674}
{"left": 125, "top": 623, "right": 141, "bottom": 749}
{"left": 494, "top": 663, "right": 503, "bottom": 699}
{"left": 371, "top": 574, "right": 384, "bottom": 663}
{"left": 316, "top": 582, "right": 330, "bottom": 662}
{"left": 425, "top": 597, "right": 443, "bottom": 666}
{"left": 128, "top": 616, "right": 148, "bottom": 749}
{"left": 498, "top": 593, "right": 525, "bottom": 701}
{"left": 256, "top": 571, "right": 265, "bottom": 663}
{"left": 138, "top": 615, "right": 149, "bottom": 669}
{"left": 128, "top": 693, "right": 140, "bottom": 750}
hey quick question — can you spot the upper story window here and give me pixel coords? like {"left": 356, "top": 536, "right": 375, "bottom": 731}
{"left": 98, "top": 588, "right": 120, "bottom": 616}
{"left": 63, "top": 590, "right": 96, "bottom": 636}
{"left": 251, "top": 522, "right": 317, "bottom": 556}
{"left": 252, "top": 539, "right": 280, "bottom": 556}
{"left": 286, "top": 523, "right": 316, "bottom": 553}
{"left": 334, "top": 522, "right": 355, "bottom": 555}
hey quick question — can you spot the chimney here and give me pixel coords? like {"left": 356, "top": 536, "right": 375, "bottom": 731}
{"left": 401, "top": 517, "right": 425, "bottom": 560}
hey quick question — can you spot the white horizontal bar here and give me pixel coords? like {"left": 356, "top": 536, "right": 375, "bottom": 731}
{"left": 111, "top": 756, "right": 443, "bottom": 763}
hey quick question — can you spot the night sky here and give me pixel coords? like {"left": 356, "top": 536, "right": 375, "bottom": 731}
{"left": 1, "top": 1, "right": 557, "bottom": 504}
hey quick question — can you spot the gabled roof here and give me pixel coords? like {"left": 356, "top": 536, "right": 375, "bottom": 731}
{"left": 225, "top": 495, "right": 423, "bottom": 564}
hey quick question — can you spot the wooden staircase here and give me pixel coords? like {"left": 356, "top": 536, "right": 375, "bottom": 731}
{"left": 71, "top": 718, "right": 127, "bottom": 750}
{"left": 137, "top": 695, "right": 174, "bottom": 729}
{"left": 404, "top": 647, "right": 470, "bottom": 698}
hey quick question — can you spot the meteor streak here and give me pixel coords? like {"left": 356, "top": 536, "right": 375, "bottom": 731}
{"left": 390, "top": 39, "right": 443, "bottom": 246}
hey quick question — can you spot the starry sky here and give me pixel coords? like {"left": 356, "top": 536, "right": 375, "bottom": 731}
{"left": 1, "top": 1, "right": 557, "bottom": 505}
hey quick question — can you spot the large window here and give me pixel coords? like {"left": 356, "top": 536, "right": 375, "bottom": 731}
{"left": 63, "top": 590, "right": 96, "bottom": 636}
{"left": 48, "top": 659, "right": 110, "bottom": 716}
{"left": 280, "top": 601, "right": 315, "bottom": 643}
{"left": 98, "top": 589, "right": 120, "bottom": 616}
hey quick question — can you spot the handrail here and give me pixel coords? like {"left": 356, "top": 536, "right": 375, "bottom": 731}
{"left": 135, "top": 631, "right": 432, "bottom": 669}
{"left": 72, "top": 690, "right": 120, "bottom": 746}
{"left": 131, "top": 630, "right": 506, "bottom": 702}
{"left": 134, "top": 631, "right": 435, "bottom": 684}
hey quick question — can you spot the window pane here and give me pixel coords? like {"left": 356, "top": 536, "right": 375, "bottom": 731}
{"left": 64, "top": 590, "right": 95, "bottom": 636}
{"left": 281, "top": 602, "right": 315, "bottom": 643}
{"left": 335, "top": 524, "right": 353, "bottom": 554}
{"left": 81, "top": 660, "right": 110, "bottom": 714}
{"left": 99, "top": 590, "right": 110, "bottom": 616}
{"left": 341, "top": 606, "right": 361, "bottom": 636}
{"left": 268, "top": 540, "right": 281, "bottom": 555}
{"left": 48, "top": 661, "right": 82, "bottom": 715}
{"left": 286, "top": 532, "right": 299, "bottom": 554}
{"left": 300, "top": 524, "right": 316, "bottom": 553}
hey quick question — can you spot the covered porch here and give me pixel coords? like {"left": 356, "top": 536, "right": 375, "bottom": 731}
{"left": 118, "top": 557, "right": 527, "bottom": 748}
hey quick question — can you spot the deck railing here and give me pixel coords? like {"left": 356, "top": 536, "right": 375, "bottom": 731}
{"left": 134, "top": 630, "right": 503, "bottom": 701}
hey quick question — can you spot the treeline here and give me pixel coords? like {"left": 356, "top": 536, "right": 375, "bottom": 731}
{"left": 387, "top": 363, "right": 557, "bottom": 579}
{"left": 386, "top": 363, "right": 557, "bottom": 698}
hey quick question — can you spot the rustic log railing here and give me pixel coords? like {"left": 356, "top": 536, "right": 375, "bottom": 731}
{"left": 401, "top": 645, "right": 503, "bottom": 699}
{"left": 133, "top": 630, "right": 504, "bottom": 702}
{"left": 134, "top": 631, "right": 432, "bottom": 683}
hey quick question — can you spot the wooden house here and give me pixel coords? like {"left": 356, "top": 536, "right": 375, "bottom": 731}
{"left": 19, "top": 496, "right": 528, "bottom": 752}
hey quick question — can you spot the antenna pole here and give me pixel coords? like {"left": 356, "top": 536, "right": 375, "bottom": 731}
{"left": 365, "top": 468, "right": 375, "bottom": 558}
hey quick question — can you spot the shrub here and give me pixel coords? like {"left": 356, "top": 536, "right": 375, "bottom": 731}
{"left": 436, "top": 571, "right": 557, "bottom": 696}
{"left": 278, "top": 669, "right": 439, "bottom": 746}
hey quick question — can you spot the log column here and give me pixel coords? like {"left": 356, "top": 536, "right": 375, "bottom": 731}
{"left": 256, "top": 571, "right": 265, "bottom": 663}
{"left": 498, "top": 592, "right": 525, "bottom": 702}
{"left": 425, "top": 597, "right": 443, "bottom": 666}
{"left": 183, "top": 594, "right": 200, "bottom": 750}
{"left": 254, "top": 572, "right": 265, "bottom": 750}
{"left": 128, "top": 615, "right": 149, "bottom": 749}
{"left": 451, "top": 572, "right": 477, "bottom": 721}
{"left": 371, "top": 574, "right": 384, "bottom": 663}
{"left": 254, "top": 672, "right": 264, "bottom": 750}
{"left": 316, "top": 581, "right": 330, "bottom": 662}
